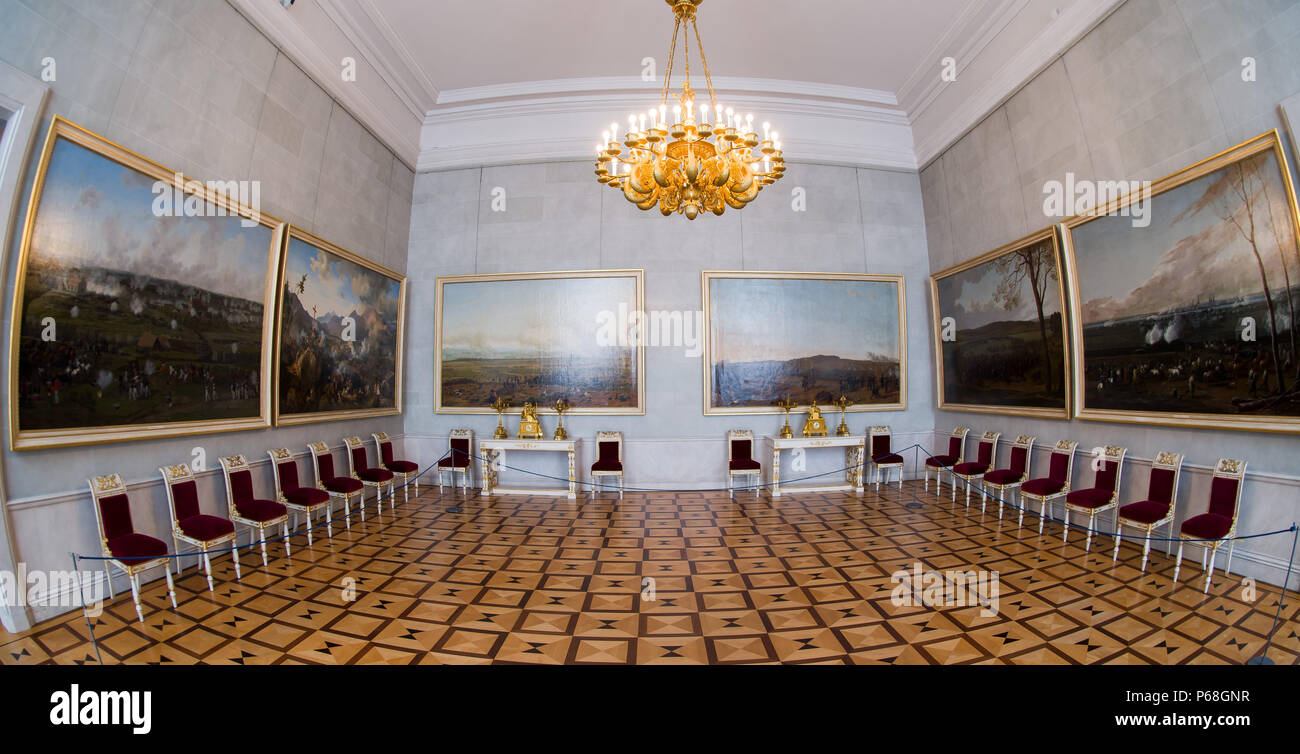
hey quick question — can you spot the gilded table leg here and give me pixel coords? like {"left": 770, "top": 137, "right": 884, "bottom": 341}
{"left": 771, "top": 448, "right": 781, "bottom": 497}
{"left": 481, "top": 449, "right": 499, "bottom": 497}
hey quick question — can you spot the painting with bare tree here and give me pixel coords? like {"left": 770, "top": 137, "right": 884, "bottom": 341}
{"left": 931, "top": 227, "right": 1068, "bottom": 417}
{"left": 1064, "top": 131, "right": 1300, "bottom": 432}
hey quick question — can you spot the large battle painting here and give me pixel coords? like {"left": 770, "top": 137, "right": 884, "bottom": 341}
{"left": 931, "top": 228, "right": 1069, "bottom": 417}
{"left": 1065, "top": 131, "right": 1300, "bottom": 431}
{"left": 435, "top": 270, "right": 644, "bottom": 414}
{"left": 274, "top": 228, "right": 405, "bottom": 425}
{"left": 703, "top": 272, "right": 906, "bottom": 414}
{"left": 9, "top": 118, "right": 280, "bottom": 449}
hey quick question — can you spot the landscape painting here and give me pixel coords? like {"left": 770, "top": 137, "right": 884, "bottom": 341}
{"left": 930, "top": 227, "right": 1069, "bottom": 418}
{"left": 9, "top": 117, "right": 281, "bottom": 450}
{"left": 436, "top": 270, "right": 645, "bottom": 414}
{"left": 703, "top": 272, "right": 906, "bottom": 414}
{"left": 1064, "top": 130, "right": 1300, "bottom": 432}
{"left": 274, "top": 227, "right": 405, "bottom": 425}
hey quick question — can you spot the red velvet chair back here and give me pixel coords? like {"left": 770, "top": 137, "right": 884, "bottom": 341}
{"left": 98, "top": 494, "right": 134, "bottom": 540}
{"left": 170, "top": 480, "right": 202, "bottom": 521}
{"left": 1008, "top": 446, "right": 1028, "bottom": 476}
{"left": 1095, "top": 460, "right": 1119, "bottom": 493}
{"left": 380, "top": 440, "right": 395, "bottom": 465}
{"left": 230, "top": 469, "right": 255, "bottom": 505}
{"left": 317, "top": 453, "right": 338, "bottom": 480}
{"left": 599, "top": 441, "right": 619, "bottom": 463}
{"left": 277, "top": 460, "right": 301, "bottom": 491}
{"left": 946, "top": 435, "right": 962, "bottom": 458}
{"left": 731, "top": 439, "right": 752, "bottom": 462}
{"left": 1148, "top": 467, "right": 1176, "bottom": 505}
{"left": 975, "top": 440, "right": 994, "bottom": 467}
{"left": 1208, "top": 477, "right": 1241, "bottom": 519}
{"left": 450, "top": 437, "right": 470, "bottom": 463}
{"left": 871, "top": 435, "right": 891, "bottom": 457}
{"left": 351, "top": 446, "right": 370, "bottom": 473}
{"left": 1047, "top": 451, "right": 1070, "bottom": 483}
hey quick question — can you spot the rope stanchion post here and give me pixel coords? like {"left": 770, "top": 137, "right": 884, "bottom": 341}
{"left": 1247, "top": 522, "right": 1298, "bottom": 666}
{"left": 70, "top": 552, "right": 103, "bottom": 666}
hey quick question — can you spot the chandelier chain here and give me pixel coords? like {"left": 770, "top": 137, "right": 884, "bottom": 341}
{"left": 690, "top": 16, "right": 717, "bottom": 116}
{"left": 660, "top": 15, "right": 681, "bottom": 106}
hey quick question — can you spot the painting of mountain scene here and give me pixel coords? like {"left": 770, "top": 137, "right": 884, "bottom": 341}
{"left": 932, "top": 229, "right": 1068, "bottom": 416}
{"left": 11, "top": 122, "right": 278, "bottom": 449}
{"left": 705, "top": 273, "right": 905, "bottom": 413}
{"left": 436, "top": 272, "right": 642, "bottom": 413}
{"left": 1066, "top": 133, "right": 1300, "bottom": 430}
{"left": 276, "top": 231, "right": 404, "bottom": 423}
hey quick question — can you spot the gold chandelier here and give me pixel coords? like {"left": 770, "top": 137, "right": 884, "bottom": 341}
{"left": 595, "top": 0, "right": 785, "bottom": 220}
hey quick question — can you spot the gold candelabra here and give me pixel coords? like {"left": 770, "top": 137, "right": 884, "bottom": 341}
{"left": 834, "top": 395, "right": 851, "bottom": 436}
{"left": 490, "top": 397, "right": 509, "bottom": 439}
{"left": 552, "top": 398, "right": 571, "bottom": 441}
{"left": 776, "top": 396, "right": 796, "bottom": 439}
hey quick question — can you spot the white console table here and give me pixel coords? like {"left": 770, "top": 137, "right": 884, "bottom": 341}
{"left": 764, "top": 435, "right": 866, "bottom": 497}
{"left": 479, "top": 438, "right": 579, "bottom": 499}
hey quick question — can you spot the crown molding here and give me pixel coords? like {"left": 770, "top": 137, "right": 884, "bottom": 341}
{"left": 227, "top": 0, "right": 422, "bottom": 171}
{"left": 436, "top": 76, "right": 897, "bottom": 107}
{"left": 911, "top": 0, "right": 1125, "bottom": 169}
{"left": 896, "top": 0, "right": 1027, "bottom": 124}
{"left": 316, "top": 0, "right": 440, "bottom": 116}
{"left": 418, "top": 91, "right": 915, "bottom": 172}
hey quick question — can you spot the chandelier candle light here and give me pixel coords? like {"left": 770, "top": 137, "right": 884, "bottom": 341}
{"left": 595, "top": 0, "right": 785, "bottom": 219}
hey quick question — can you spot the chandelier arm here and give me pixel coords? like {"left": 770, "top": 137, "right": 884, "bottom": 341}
{"left": 661, "top": 15, "right": 682, "bottom": 106}
{"left": 690, "top": 16, "right": 717, "bottom": 115}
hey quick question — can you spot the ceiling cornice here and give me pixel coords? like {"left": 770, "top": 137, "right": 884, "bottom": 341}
{"left": 228, "top": 0, "right": 422, "bottom": 171}
{"left": 909, "top": 0, "right": 1126, "bottom": 169}
{"left": 436, "top": 76, "right": 898, "bottom": 107}
{"left": 316, "top": 0, "right": 441, "bottom": 116}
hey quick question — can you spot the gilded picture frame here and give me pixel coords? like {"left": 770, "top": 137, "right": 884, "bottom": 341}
{"left": 1061, "top": 130, "right": 1300, "bottom": 433}
{"left": 434, "top": 269, "right": 646, "bottom": 415}
{"left": 929, "top": 226, "right": 1071, "bottom": 419}
{"left": 8, "top": 116, "right": 284, "bottom": 450}
{"left": 273, "top": 225, "right": 407, "bottom": 426}
{"left": 701, "top": 270, "right": 907, "bottom": 415}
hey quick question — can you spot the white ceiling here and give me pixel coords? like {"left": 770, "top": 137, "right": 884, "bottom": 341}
{"left": 379, "top": 0, "right": 971, "bottom": 95}
{"left": 230, "top": 0, "right": 1124, "bottom": 172}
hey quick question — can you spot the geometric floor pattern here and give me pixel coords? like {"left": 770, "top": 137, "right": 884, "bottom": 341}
{"left": 2, "top": 481, "right": 1297, "bottom": 665}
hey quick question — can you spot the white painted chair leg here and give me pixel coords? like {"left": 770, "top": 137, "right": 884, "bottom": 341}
{"left": 1173, "top": 541, "right": 1184, "bottom": 583}
{"left": 1039, "top": 500, "right": 1048, "bottom": 534}
{"left": 325, "top": 505, "right": 333, "bottom": 539}
{"left": 1204, "top": 547, "right": 1218, "bottom": 593}
{"left": 164, "top": 568, "right": 177, "bottom": 608}
{"left": 1224, "top": 540, "right": 1235, "bottom": 576}
{"left": 282, "top": 523, "right": 291, "bottom": 558}
{"left": 1140, "top": 534, "right": 1152, "bottom": 573}
{"left": 259, "top": 530, "right": 269, "bottom": 567}
{"left": 129, "top": 572, "right": 144, "bottom": 623}
{"left": 103, "top": 563, "right": 114, "bottom": 599}
{"left": 1112, "top": 530, "right": 1121, "bottom": 563}
{"left": 202, "top": 552, "right": 215, "bottom": 592}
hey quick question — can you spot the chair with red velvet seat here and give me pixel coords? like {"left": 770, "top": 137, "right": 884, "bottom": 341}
{"left": 868, "top": 426, "right": 904, "bottom": 491}
{"left": 590, "top": 431, "right": 624, "bottom": 499}
{"left": 437, "top": 429, "right": 473, "bottom": 494}
{"left": 373, "top": 431, "right": 419, "bottom": 501}
{"left": 1020, "top": 440, "right": 1078, "bottom": 532}
{"left": 981, "top": 435, "right": 1035, "bottom": 518}
{"left": 1113, "top": 451, "right": 1183, "bottom": 572}
{"left": 308, "top": 441, "right": 365, "bottom": 524}
{"left": 86, "top": 473, "right": 177, "bottom": 623}
{"left": 346, "top": 436, "right": 395, "bottom": 511}
{"left": 924, "top": 426, "right": 969, "bottom": 493}
{"left": 160, "top": 463, "right": 240, "bottom": 591}
{"left": 218, "top": 455, "right": 290, "bottom": 566}
{"left": 1174, "top": 458, "right": 1247, "bottom": 593}
{"left": 1063, "top": 445, "right": 1127, "bottom": 550}
{"left": 727, "top": 430, "right": 761, "bottom": 498}
{"left": 269, "top": 447, "right": 338, "bottom": 538}
{"left": 951, "top": 430, "right": 1000, "bottom": 506}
